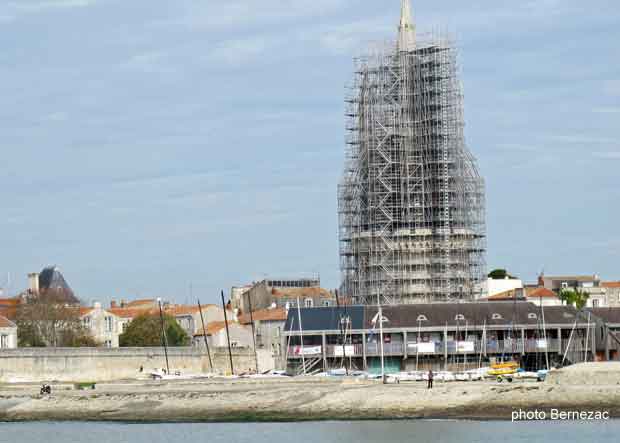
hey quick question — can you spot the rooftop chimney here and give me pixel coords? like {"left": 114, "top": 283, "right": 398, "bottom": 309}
{"left": 110, "top": 300, "right": 117, "bottom": 309}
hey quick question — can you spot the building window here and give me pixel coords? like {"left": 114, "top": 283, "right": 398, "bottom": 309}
{"left": 305, "top": 298, "right": 313, "bottom": 308}
{"left": 105, "top": 340, "right": 112, "bottom": 348}
{"left": 322, "top": 300, "right": 331, "bottom": 307}
{"left": 83, "top": 317, "right": 91, "bottom": 327}
{"left": 592, "top": 299, "right": 600, "bottom": 308}
{"left": 0, "top": 335, "right": 7, "bottom": 348}
{"left": 105, "top": 316, "right": 113, "bottom": 333}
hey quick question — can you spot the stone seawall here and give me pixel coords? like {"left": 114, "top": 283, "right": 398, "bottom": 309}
{"left": 0, "top": 347, "right": 274, "bottom": 382}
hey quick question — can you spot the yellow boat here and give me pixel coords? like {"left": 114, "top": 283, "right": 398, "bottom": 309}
{"left": 488, "top": 361, "right": 519, "bottom": 376}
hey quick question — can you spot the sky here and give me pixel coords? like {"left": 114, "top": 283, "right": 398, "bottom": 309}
{"left": 1, "top": 0, "right": 619, "bottom": 305}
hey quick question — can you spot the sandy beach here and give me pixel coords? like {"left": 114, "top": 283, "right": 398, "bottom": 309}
{"left": 1, "top": 364, "right": 620, "bottom": 422}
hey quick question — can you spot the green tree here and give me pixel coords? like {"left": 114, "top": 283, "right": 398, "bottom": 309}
{"left": 488, "top": 269, "right": 517, "bottom": 279}
{"left": 119, "top": 313, "right": 189, "bottom": 347}
{"left": 559, "top": 288, "right": 590, "bottom": 310}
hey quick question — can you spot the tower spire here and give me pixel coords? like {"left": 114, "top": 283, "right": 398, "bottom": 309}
{"left": 398, "top": 0, "right": 416, "bottom": 51}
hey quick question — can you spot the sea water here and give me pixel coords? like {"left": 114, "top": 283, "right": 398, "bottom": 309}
{"left": 1, "top": 420, "right": 618, "bottom": 443}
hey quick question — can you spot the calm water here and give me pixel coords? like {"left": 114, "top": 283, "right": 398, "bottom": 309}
{"left": 0, "top": 421, "right": 618, "bottom": 443}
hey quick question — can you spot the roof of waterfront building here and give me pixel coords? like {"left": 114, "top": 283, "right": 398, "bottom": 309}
{"left": 284, "top": 303, "right": 586, "bottom": 332}
{"left": 587, "top": 307, "right": 620, "bottom": 325}
{"left": 364, "top": 303, "right": 580, "bottom": 329}
{"left": 284, "top": 306, "right": 366, "bottom": 332}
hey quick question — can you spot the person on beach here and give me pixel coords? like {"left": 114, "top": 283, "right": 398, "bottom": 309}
{"left": 427, "top": 369, "right": 433, "bottom": 389}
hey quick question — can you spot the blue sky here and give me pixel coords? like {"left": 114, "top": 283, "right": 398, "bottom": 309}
{"left": 1, "top": 0, "right": 618, "bottom": 305}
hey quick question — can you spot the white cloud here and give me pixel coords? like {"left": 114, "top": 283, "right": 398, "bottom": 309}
{"left": 122, "top": 51, "right": 175, "bottom": 73}
{"left": 546, "top": 135, "right": 616, "bottom": 145}
{"left": 207, "top": 37, "right": 269, "bottom": 66}
{"left": 154, "top": 0, "right": 346, "bottom": 31}
{"left": 593, "top": 151, "right": 620, "bottom": 160}
{"left": 7, "top": 0, "right": 96, "bottom": 14}
{"left": 604, "top": 80, "right": 620, "bottom": 96}
{"left": 43, "top": 111, "right": 68, "bottom": 122}
{"left": 593, "top": 107, "right": 620, "bottom": 114}
{"left": 311, "top": 18, "right": 393, "bottom": 55}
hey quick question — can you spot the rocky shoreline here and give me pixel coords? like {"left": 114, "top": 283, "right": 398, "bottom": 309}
{"left": 1, "top": 375, "right": 619, "bottom": 422}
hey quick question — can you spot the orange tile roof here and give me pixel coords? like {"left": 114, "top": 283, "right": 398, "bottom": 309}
{"left": 109, "top": 304, "right": 219, "bottom": 320}
{"left": 108, "top": 307, "right": 157, "bottom": 319}
{"left": 194, "top": 321, "right": 235, "bottom": 337}
{"left": 238, "top": 307, "right": 287, "bottom": 324}
{"left": 0, "top": 307, "right": 17, "bottom": 321}
{"left": 124, "top": 299, "right": 157, "bottom": 307}
{"left": 0, "top": 315, "right": 16, "bottom": 328}
{"left": 526, "top": 287, "right": 558, "bottom": 298}
{"left": 79, "top": 307, "right": 94, "bottom": 316}
{"left": 487, "top": 289, "right": 521, "bottom": 300}
{"left": 602, "top": 282, "right": 620, "bottom": 288}
{"left": 163, "top": 304, "right": 218, "bottom": 316}
{"left": 544, "top": 275, "right": 598, "bottom": 282}
{"left": 163, "top": 305, "right": 200, "bottom": 316}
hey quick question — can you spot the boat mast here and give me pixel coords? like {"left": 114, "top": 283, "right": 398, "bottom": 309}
{"left": 221, "top": 290, "right": 235, "bottom": 375}
{"left": 247, "top": 289, "right": 259, "bottom": 373}
{"left": 416, "top": 318, "right": 421, "bottom": 371}
{"left": 157, "top": 298, "right": 170, "bottom": 374}
{"left": 583, "top": 312, "right": 590, "bottom": 363}
{"left": 540, "top": 293, "right": 549, "bottom": 370}
{"left": 478, "top": 320, "right": 486, "bottom": 369}
{"left": 296, "top": 296, "right": 306, "bottom": 375}
{"left": 197, "top": 299, "right": 213, "bottom": 370}
{"left": 561, "top": 316, "right": 578, "bottom": 366}
{"left": 377, "top": 294, "right": 385, "bottom": 381}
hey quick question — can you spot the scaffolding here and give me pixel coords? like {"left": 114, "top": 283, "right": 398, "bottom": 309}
{"left": 338, "top": 12, "right": 486, "bottom": 305}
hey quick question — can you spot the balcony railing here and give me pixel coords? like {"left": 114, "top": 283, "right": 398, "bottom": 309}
{"left": 287, "top": 339, "right": 589, "bottom": 359}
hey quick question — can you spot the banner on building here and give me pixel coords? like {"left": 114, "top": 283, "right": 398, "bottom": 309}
{"left": 456, "top": 341, "right": 475, "bottom": 353}
{"left": 334, "top": 345, "right": 355, "bottom": 357}
{"left": 293, "top": 346, "right": 322, "bottom": 356}
{"left": 408, "top": 342, "right": 436, "bottom": 353}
